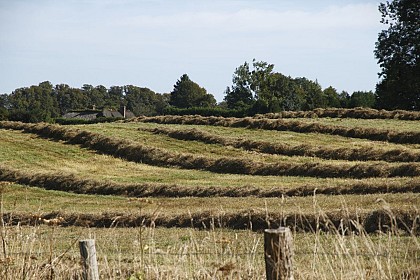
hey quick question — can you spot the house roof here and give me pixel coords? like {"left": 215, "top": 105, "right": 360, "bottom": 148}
{"left": 101, "top": 109, "right": 123, "bottom": 118}
{"left": 62, "top": 107, "right": 135, "bottom": 119}
{"left": 62, "top": 111, "right": 99, "bottom": 120}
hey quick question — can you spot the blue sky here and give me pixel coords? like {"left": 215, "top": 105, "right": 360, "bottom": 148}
{"left": 0, "top": 0, "right": 383, "bottom": 101}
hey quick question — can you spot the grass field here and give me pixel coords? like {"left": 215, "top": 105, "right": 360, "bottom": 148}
{"left": 0, "top": 111, "right": 419, "bottom": 279}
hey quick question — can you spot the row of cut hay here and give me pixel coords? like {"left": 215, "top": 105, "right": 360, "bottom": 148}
{"left": 2, "top": 166, "right": 419, "bottom": 198}
{"left": 255, "top": 107, "right": 420, "bottom": 120}
{"left": 2, "top": 121, "right": 420, "bottom": 178}
{"left": 133, "top": 115, "right": 420, "bottom": 144}
{"left": 3, "top": 208, "right": 419, "bottom": 234}
{"left": 142, "top": 126, "right": 420, "bottom": 163}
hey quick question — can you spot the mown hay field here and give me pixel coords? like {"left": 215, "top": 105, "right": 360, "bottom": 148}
{"left": 0, "top": 112, "right": 419, "bottom": 279}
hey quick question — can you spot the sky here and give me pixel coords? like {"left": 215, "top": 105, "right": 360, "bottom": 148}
{"left": 0, "top": 0, "right": 383, "bottom": 102}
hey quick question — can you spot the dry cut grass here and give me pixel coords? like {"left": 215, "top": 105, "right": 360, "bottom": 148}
{"left": 3, "top": 127, "right": 418, "bottom": 193}
{"left": 257, "top": 107, "right": 420, "bottom": 120}
{"left": 139, "top": 125, "right": 420, "bottom": 162}
{"left": 0, "top": 182, "right": 418, "bottom": 279}
{"left": 1, "top": 182, "right": 419, "bottom": 234}
{"left": 1, "top": 122, "right": 419, "bottom": 179}
{"left": 131, "top": 115, "right": 420, "bottom": 144}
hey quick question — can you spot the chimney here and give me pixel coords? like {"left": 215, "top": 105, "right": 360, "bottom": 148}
{"left": 123, "top": 106, "right": 126, "bottom": 118}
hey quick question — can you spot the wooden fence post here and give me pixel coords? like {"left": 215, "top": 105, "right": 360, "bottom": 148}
{"left": 79, "top": 239, "right": 99, "bottom": 280}
{"left": 264, "top": 227, "right": 294, "bottom": 280}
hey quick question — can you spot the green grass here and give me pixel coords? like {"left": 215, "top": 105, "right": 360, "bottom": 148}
{"left": 1, "top": 117, "right": 419, "bottom": 279}
{"left": 290, "top": 117, "right": 420, "bottom": 133}
{"left": 3, "top": 183, "right": 418, "bottom": 216}
{"left": 1, "top": 128, "right": 417, "bottom": 189}
{"left": 73, "top": 122, "right": 420, "bottom": 151}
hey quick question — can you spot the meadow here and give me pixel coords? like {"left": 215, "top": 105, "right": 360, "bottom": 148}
{"left": 0, "top": 108, "right": 419, "bottom": 279}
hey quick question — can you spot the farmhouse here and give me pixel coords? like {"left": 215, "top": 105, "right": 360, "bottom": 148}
{"left": 62, "top": 106, "right": 135, "bottom": 121}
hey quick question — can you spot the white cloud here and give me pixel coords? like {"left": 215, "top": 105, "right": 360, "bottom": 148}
{"left": 117, "top": 3, "right": 380, "bottom": 32}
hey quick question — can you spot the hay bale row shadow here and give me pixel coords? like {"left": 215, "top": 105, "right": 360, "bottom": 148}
{"left": 142, "top": 126, "right": 420, "bottom": 163}
{"left": 1, "top": 121, "right": 420, "bottom": 178}
{"left": 1, "top": 166, "right": 419, "bottom": 198}
{"left": 256, "top": 107, "right": 420, "bottom": 120}
{"left": 134, "top": 115, "right": 420, "bottom": 144}
{"left": 3, "top": 208, "right": 418, "bottom": 234}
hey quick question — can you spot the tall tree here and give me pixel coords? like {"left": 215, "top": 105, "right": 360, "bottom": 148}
{"left": 338, "top": 91, "right": 351, "bottom": 108}
{"left": 348, "top": 91, "right": 377, "bottom": 108}
{"left": 124, "top": 85, "right": 168, "bottom": 116}
{"left": 266, "top": 73, "right": 303, "bottom": 112}
{"left": 294, "top": 77, "right": 325, "bottom": 110}
{"left": 55, "top": 84, "right": 88, "bottom": 114}
{"left": 81, "top": 84, "right": 107, "bottom": 109}
{"left": 9, "top": 81, "right": 59, "bottom": 122}
{"left": 0, "top": 94, "right": 9, "bottom": 120}
{"left": 107, "top": 86, "right": 124, "bottom": 108}
{"left": 374, "top": 0, "right": 419, "bottom": 110}
{"left": 169, "top": 74, "right": 216, "bottom": 108}
{"left": 323, "top": 86, "right": 341, "bottom": 108}
{"left": 224, "top": 61, "right": 255, "bottom": 110}
{"left": 225, "top": 60, "right": 332, "bottom": 113}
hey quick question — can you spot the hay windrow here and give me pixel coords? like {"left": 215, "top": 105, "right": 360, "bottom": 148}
{"left": 3, "top": 209, "right": 419, "bottom": 234}
{"left": 255, "top": 107, "right": 420, "bottom": 120}
{"left": 1, "top": 166, "right": 419, "bottom": 198}
{"left": 142, "top": 126, "right": 420, "bottom": 163}
{"left": 131, "top": 115, "right": 420, "bottom": 144}
{"left": 1, "top": 121, "right": 420, "bottom": 179}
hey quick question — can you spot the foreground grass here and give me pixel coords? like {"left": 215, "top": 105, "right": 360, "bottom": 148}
{"left": 1, "top": 222, "right": 418, "bottom": 279}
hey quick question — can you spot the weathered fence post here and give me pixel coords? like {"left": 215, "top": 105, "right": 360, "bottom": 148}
{"left": 264, "top": 227, "right": 294, "bottom": 280}
{"left": 79, "top": 239, "right": 99, "bottom": 280}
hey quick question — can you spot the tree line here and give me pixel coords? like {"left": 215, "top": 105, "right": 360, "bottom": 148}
{"left": 0, "top": 70, "right": 377, "bottom": 122}
{"left": 0, "top": 82, "right": 169, "bottom": 122}
{"left": 0, "top": 0, "right": 417, "bottom": 122}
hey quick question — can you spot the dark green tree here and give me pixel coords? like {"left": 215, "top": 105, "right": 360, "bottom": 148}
{"left": 294, "top": 78, "right": 326, "bottom": 110}
{"left": 266, "top": 73, "right": 303, "bottom": 112}
{"left": 323, "top": 86, "right": 341, "bottom": 108}
{"left": 348, "top": 91, "right": 377, "bottom": 108}
{"left": 374, "top": 0, "right": 419, "bottom": 110}
{"left": 106, "top": 86, "right": 124, "bottom": 109}
{"left": 169, "top": 74, "right": 216, "bottom": 108}
{"left": 225, "top": 60, "right": 335, "bottom": 113}
{"left": 124, "top": 85, "right": 168, "bottom": 116}
{"left": 81, "top": 84, "right": 107, "bottom": 109}
{"left": 0, "top": 94, "right": 9, "bottom": 120}
{"left": 224, "top": 61, "right": 255, "bottom": 110}
{"left": 338, "top": 91, "right": 351, "bottom": 108}
{"left": 9, "top": 81, "right": 59, "bottom": 122}
{"left": 55, "top": 84, "right": 88, "bottom": 114}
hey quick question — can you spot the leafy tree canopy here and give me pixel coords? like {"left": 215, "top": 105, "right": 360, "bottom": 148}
{"left": 374, "top": 0, "right": 419, "bottom": 110}
{"left": 349, "top": 91, "right": 377, "bottom": 108}
{"left": 169, "top": 74, "right": 216, "bottom": 108}
{"left": 225, "top": 60, "right": 333, "bottom": 112}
